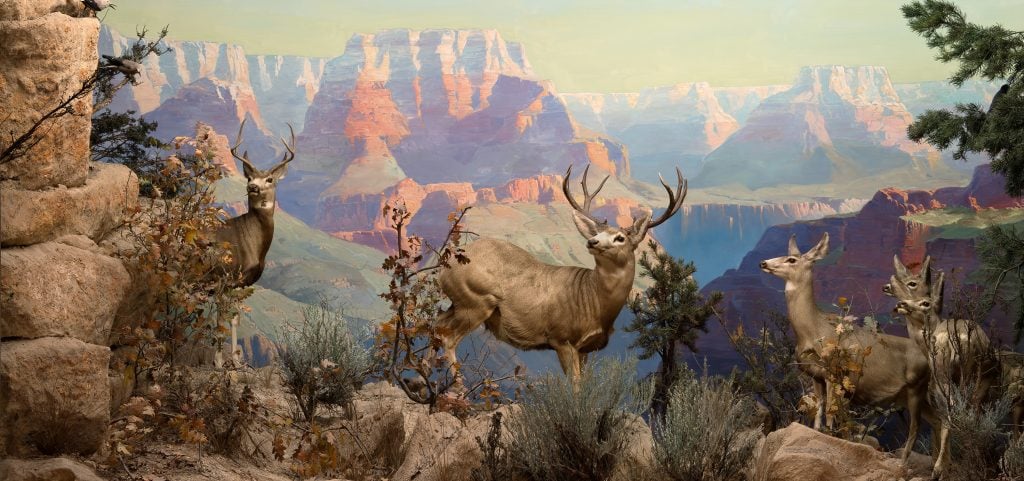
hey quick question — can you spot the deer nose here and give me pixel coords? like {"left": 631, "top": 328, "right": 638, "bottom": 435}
{"left": 759, "top": 261, "right": 768, "bottom": 269}
{"left": 896, "top": 301, "right": 908, "bottom": 309}
{"left": 883, "top": 283, "right": 893, "bottom": 294}
{"left": 247, "top": 184, "right": 259, "bottom": 194}
{"left": 587, "top": 239, "right": 598, "bottom": 248}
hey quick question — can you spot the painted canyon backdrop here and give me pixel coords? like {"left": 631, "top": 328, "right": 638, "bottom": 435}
{"left": 102, "top": 1, "right": 1024, "bottom": 373}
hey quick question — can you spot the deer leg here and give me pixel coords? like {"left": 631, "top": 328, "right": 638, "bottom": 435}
{"left": 437, "top": 303, "right": 496, "bottom": 386}
{"left": 902, "top": 388, "right": 924, "bottom": 462}
{"left": 812, "top": 377, "right": 826, "bottom": 430}
{"left": 824, "top": 380, "right": 836, "bottom": 430}
{"left": 230, "top": 314, "right": 240, "bottom": 366}
{"left": 933, "top": 423, "right": 950, "bottom": 479}
{"left": 553, "top": 342, "right": 582, "bottom": 382}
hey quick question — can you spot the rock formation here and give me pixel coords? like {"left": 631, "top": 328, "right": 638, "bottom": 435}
{"left": 99, "top": 26, "right": 326, "bottom": 145}
{"left": 0, "top": 0, "right": 138, "bottom": 459}
{"left": 696, "top": 65, "right": 944, "bottom": 189}
{"left": 562, "top": 82, "right": 741, "bottom": 182}
{"left": 752, "top": 423, "right": 909, "bottom": 481}
{"left": 280, "top": 28, "right": 632, "bottom": 228}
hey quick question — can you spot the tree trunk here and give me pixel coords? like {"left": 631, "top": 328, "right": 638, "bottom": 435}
{"left": 651, "top": 342, "right": 678, "bottom": 420}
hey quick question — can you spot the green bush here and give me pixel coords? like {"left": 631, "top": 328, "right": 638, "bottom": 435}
{"left": 940, "top": 383, "right": 1011, "bottom": 481}
{"left": 505, "top": 358, "right": 653, "bottom": 481}
{"left": 654, "top": 369, "right": 761, "bottom": 481}
{"left": 279, "top": 301, "right": 374, "bottom": 421}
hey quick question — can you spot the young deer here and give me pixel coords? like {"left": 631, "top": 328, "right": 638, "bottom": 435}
{"left": 889, "top": 256, "right": 1003, "bottom": 477}
{"left": 213, "top": 119, "right": 294, "bottom": 366}
{"left": 760, "top": 233, "right": 933, "bottom": 462}
{"left": 887, "top": 255, "right": 1019, "bottom": 431}
{"left": 437, "top": 164, "right": 687, "bottom": 379}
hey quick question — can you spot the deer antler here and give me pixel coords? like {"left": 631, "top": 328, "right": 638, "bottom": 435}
{"left": 562, "top": 164, "right": 610, "bottom": 225}
{"left": 278, "top": 123, "right": 296, "bottom": 166}
{"left": 230, "top": 118, "right": 257, "bottom": 172}
{"left": 636, "top": 167, "right": 687, "bottom": 240}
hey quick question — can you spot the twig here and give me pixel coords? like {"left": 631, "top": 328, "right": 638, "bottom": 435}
{"left": 117, "top": 453, "right": 136, "bottom": 480}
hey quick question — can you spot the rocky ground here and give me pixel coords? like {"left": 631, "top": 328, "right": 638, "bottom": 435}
{"left": 1, "top": 364, "right": 938, "bottom": 481}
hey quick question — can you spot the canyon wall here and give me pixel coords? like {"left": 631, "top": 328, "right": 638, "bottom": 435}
{"left": 0, "top": 2, "right": 138, "bottom": 461}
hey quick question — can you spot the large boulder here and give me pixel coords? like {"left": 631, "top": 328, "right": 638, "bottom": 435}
{"left": 0, "top": 12, "right": 99, "bottom": 189}
{"left": 391, "top": 406, "right": 510, "bottom": 481}
{"left": 1, "top": 236, "right": 130, "bottom": 344}
{"left": 340, "top": 381, "right": 429, "bottom": 470}
{"left": 751, "top": 423, "right": 909, "bottom": 481}
{"left": 0, "top": 337, "right": 111, "bottom": 456}
{"left": 0, "top": 0, "right": 85, "bottom": 21}
{"left": 0, "top": 162, "right": 138, "bottom": 247}
{"left": 0, "top": 457, "right": 105, "bottom": 481}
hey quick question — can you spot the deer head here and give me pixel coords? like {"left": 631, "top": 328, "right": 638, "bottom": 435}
{"left": 562, "top": 164, "right": 687, "bottom": 267}
{"left": 230, "top": 118, "right": 295, "bottom": 212}
{"left": 895, "top": 269, "right": 946, "bottom": 331}
{"left": 759, "top": 233, "right": 830, "bottom": 285}
{"left": 885, "top": 255, "right": 942, "bottom": 311}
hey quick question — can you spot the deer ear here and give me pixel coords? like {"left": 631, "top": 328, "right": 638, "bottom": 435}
{"left": 241, "top": 154, "right": 257, "bottom": 180}
{"left": 788, "top": 234, "right": 801, "bottom": 256}
{"left": 931, "top": 271, "right": 945, "bottom": 314}
{"left": 805, "top": 232, "right": 829, "bottom": 261}
{"left": 628, "top": 213, "right": 651, "bottom": 243}
{"left": 571, "top": 211, "right": 600, "bottom": 238}
{"left": 269, "top": 161, "right": 289, "bottom": 180}
{"left": 893, "top": 254, "right": 909, "bottom": 277}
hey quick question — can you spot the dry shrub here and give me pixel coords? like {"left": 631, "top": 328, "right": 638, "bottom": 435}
{"left": 504, "top": 358, "right": 652, "bottom": 481}
{"left": 279, "top": 300, "right": 373, "bottom": 422}
{"left": 653, "top": 368, "right": 761, "bottom": 481}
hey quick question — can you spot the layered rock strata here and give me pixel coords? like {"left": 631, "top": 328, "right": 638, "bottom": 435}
{"left": 0, "top": 1, "right": 137, "bottom": 457}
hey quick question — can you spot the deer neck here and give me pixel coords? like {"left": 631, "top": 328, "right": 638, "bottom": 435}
{"left": 246, "top": 202, "right": 276, "bottom": 255}
{"left": 784, "top": 277, "right": 828, "bottom": 350}
{"left": 591, "top": 255, "right": 635, "bottom": 313}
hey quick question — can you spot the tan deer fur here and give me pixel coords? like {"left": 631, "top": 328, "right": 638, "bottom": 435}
{"left": 760, "top": 233, "right": 934, "bottom": 463}
{"left": 211, "top": 120, "right": 294, "bottom": 367}
{"left": 888, "top": 255, "right": 1022, "bottom": 435}
{"left": 891, "top": 258, "right": 1001, "bottom": 476}
{"left": 215, "top": 118, "right": 295, "bottom": 287}
{"left": 437, "top": 164, "right": 687, "bottom": 379}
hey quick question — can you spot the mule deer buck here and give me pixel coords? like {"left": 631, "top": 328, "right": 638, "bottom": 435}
{"left": 213, "top": 118, "right": 295, "bottom": 365}
{"left": 759, "top": 233, "right": 934, "bottom": 462}
{"left": 437, "top": 164, "right": 687, "bottom": 379}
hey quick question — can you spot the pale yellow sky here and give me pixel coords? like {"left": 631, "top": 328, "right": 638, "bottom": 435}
{"left": 105, "top": 0, "right": 1024, "bottom": 92}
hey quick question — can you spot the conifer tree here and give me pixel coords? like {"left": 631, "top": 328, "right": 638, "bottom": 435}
{"left": 902, "top": 0, "right": 1024, "bottom": 196}
{"left": 626, "top": 240, "right": 722, "bottom": 418}
{"left": 977, "top": 223, "right": 1024, "bottom": 342}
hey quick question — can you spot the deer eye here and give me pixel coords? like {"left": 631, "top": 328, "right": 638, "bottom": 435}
{"left": 614, "top": 235, "right": 625, "bottom": 242}
{"left": 921, "top": 301, "right": 930, "bottom": 308}
{"left": 786, "top": 257, "right": 797, "bottom": 263}
{"left": 267, "top": 178, "right": 274, "bottom": 183}
{"left": 907, "top": 281, "right": 917, "bottom": 288}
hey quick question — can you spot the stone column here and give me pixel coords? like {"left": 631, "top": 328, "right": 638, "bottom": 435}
{"left": 0, "top": 0, "right": 138, "bottom": 457}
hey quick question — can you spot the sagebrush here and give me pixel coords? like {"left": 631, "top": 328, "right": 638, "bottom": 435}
{"left": 279, "top": 300, "right": 374, "bottom": 421}
{"left": 504, "top": 358, "right": 653, "bottom": 481}
{"left": 654, "top": 368, "right": 761, "bottom": 481}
